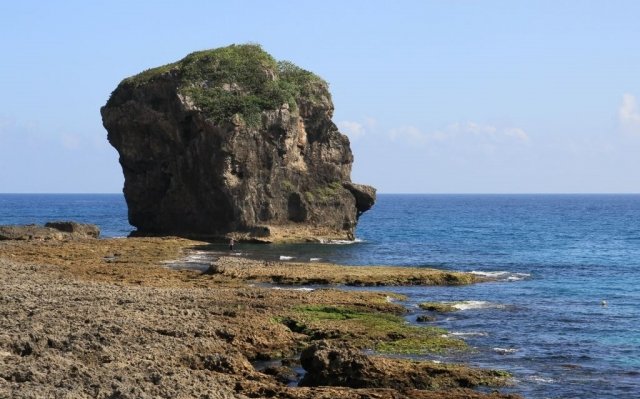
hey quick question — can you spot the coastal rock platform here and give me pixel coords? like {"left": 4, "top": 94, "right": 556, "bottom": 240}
{"left": 0, "top": 222, "right": 100, "bottom": 241}
{"left": 0, "top": 238, "right": 520, "bottom": 399}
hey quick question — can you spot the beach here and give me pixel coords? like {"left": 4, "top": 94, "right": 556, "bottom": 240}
{"left": 0, "top": 237, "right": 518, "bottom": 399}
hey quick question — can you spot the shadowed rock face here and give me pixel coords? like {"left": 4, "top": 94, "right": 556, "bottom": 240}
{"left": 101, "top": 44, "right": 375, "bottom": 241}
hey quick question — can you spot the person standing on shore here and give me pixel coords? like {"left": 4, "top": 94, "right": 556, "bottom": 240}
{"left": 229, "top": 238, "right": 235, "bottom": 251}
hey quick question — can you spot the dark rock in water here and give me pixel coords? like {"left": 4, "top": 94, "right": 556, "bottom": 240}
{"left": 299, "top": 340, "right": 513, "bottom": 391}
{"left": 416, "top": 314, "right": 437, "bottom": 323}
{"left": 0, "top": 222, "right": 100, "bottom": 241}
{"left": 101, "top": 44, "right": 375, "bottom": 242}
{"left": 299, "top": 341, "right": 374, "bottom": 388}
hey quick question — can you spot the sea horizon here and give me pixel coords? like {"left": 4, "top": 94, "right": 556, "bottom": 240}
{"left": 1, "top": 192, "right": 639, "bottom": 195}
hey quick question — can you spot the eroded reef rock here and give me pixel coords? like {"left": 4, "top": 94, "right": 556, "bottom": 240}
{"left": 101, "top": 44, "right": 375, "bottom": 241}
{"left": 0, "top": 222, "right": 100, "bottom": 241}
{"left": 299, "top": 341, "right": 513, "bottom": 391}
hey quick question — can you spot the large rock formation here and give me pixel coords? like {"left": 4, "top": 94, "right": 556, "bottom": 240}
{"left": 101, "top": 44, "right": 375, "bottom": 241}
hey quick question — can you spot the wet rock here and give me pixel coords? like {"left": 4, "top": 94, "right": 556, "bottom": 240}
{"left": 261, "top": 365, "right": 300, "bottom": 385}
{"left": 299, "top": 340, "right": 513, "bottom": 391}
{"left": 299, "top": 341, "right": 374, "bottom": 388}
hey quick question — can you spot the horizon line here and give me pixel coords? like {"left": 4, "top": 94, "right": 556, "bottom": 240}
{"left": 1, "top": 192, "right": 639, "bottom": 196}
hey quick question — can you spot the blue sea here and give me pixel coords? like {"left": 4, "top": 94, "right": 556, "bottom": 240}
{"left": 1, "top": 193, "right": 639, "bottom": 398}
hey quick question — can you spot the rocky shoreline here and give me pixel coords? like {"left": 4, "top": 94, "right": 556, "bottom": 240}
{"left": 0, "top": 237, "right": 521, "bottom": 398}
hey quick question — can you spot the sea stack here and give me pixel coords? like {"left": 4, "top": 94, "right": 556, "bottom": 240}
{"left": 101, "top": 44, "right": 375, "bottom": 241}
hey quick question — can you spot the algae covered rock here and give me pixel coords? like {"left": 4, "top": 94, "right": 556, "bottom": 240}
{"left": 101, "top": 44, "right": 375, "bottom": 241}
{"left": 299, "top": 340, "right": 513, "bottom": 391}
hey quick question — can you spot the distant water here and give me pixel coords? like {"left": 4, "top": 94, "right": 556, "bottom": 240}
{"left": 0, "top": 194, "right": 132, "bottom": 237}
{"left": 1, "top": 193, "right": 639, "bottom": 398}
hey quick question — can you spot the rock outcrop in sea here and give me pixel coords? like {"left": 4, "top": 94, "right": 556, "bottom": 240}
{"left": 101, "top": 44, "right": 375, "bottom": 241}
{"left": 0, "top": 221, "right": 100, "bottom": 241}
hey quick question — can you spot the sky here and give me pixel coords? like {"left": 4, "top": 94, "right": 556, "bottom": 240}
{"left": 1, "top": 1, "right": 639, "bottom": 193}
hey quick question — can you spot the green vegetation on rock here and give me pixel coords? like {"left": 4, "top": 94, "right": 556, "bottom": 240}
{"left": 281, "top": 180, "right": 296, "bottom": 192}
{"left": 282, "top": 305, "right": 467, "bottom": 354}
{"left": 305, "top": 181, "right": 344, "bottom": 204}
{"left": 419, "top": 302, "right": 460, "bottom": 313}
{"left": 122, "top": 44, "right": 327, "bottom": 127}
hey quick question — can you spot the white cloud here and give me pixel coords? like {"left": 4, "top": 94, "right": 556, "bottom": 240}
{"left": 0, "top": 117, "right": 16, "bottom": 137}
{"left": 0, "top": 118, "right": 12, "bottom": 129}
{"left": 619, "top": 93, "right": 640, "bottom": 136}
{"left": 504, "top": 127, "right": 530, "bottom": 142}
{"left": 389, "top": 125, "right": 426, "bottom": 143}
{"left": 389, "top": 122, "right": 530, "bottom": 145}
{"left": 338, "top": 117, "right": 377, "bottom": 140}
{"left": 61, "top": 133, "right": 81, "bottom": 149}
{"left": 338, "top": 121, "right": 365, "bottom": 139}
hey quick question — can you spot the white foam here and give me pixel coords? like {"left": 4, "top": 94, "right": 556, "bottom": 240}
{"left": 471, "top": 271, "right": 509, "bottom": 277}
{"left": 452, "top": 301, "right": 493, "bottom": 310}
{"left": 309, "top": 257, "right": 322, "bottom": 262}
{"left": 470, "top": 271, "right": 531, "bottom": 281}
{"left": 451, "top": 331, "right": 489, "bottom": 337}
{"left": 493, "top": 347, "right": 518, "bottom": 354}
{"left": 320, "top": 238, "right": 364, "bottom": 245}
{"left": 506, "top": 275, "right": 526, "bottom": 281}
{"left": 272, "top": 287, "right": 314, "bottom": 292}
{"left": 162, "top": 251, "right": 213, "bottom": 265}
{"left": 279, "top": 256, "right": 295, "bottom": 260}
{"left": 529, "top": 375, "right": 555, "bottom": 384}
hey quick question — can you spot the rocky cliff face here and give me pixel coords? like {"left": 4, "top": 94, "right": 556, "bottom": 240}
{"left": 101, "top": 44, "right": 375, "bottom": 241}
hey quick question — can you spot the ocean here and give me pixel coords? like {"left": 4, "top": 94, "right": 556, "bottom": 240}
{"left": 1, "top": 193, "right": 639, "bottom": 398}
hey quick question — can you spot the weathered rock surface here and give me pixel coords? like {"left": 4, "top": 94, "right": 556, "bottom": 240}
{"left": 0, "top": 222, "right": 100, "bottom": 241}
{"left": 101, "top": 44, "right": 375, "bottom": 241}
{"left": 0, "top": 239, "right": 520, "bottom": 399}
{"left": 300, "top": 341, "right": 513, "bottom": 391}
{"left": 44, "top": 221, "right": 100, "bottom": 238}
{"left": 299, "top": 341, "right": 376, "bottom": 388}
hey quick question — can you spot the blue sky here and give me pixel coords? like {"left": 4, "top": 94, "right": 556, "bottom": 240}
{"left": 1, "top": 0, "right": 639, "bottom": 193}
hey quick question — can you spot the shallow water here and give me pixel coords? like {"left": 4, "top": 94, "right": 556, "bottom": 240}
{"left": 2, "top": 193, "right": 639, "bottom": 398}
